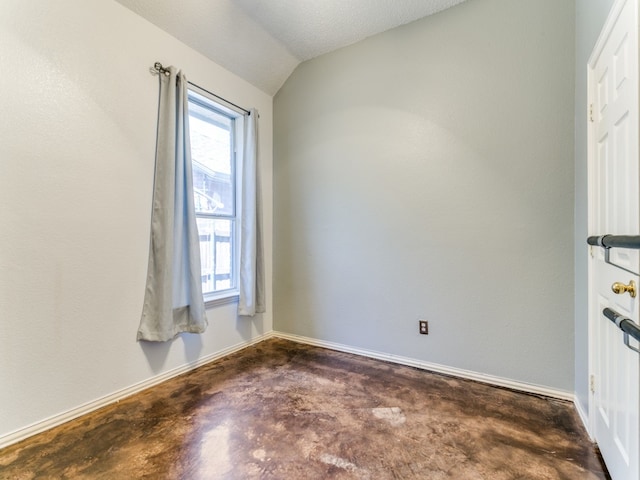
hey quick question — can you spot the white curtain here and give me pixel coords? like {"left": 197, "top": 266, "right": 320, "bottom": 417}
{"left": 238, "top": 110, "right": 266, "bottom": 316}
{"left": 137, "top": 66, "right": 208, "bottom": 342}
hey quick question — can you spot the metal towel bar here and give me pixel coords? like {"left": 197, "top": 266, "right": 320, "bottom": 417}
{"left": 587, "top": 235, "right": 640, "bottom": 250}
{"left": 603, "top": 307, "right": 640, "bottom": 354}
{"left": 587, "top": 234, "right": 640, "bottom": 275}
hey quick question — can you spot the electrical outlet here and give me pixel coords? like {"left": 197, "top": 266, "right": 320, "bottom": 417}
{"left": 419, "top": 320, "right": 428, "bottom": 335}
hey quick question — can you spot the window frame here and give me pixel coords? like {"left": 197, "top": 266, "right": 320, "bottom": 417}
{"left": 187, "top": 86, "right": 244, "bottom": 306}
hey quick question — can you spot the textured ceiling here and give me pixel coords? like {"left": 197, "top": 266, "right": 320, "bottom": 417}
{"left": 115, "top": 0, "right": 468, "bottom": 95}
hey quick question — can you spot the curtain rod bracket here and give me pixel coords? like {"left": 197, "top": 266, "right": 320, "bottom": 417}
{"left": 150, "top": 62, "right": 170, "bottom": 77}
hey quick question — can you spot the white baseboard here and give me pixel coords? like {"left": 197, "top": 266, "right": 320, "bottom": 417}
{"left": 1, "top": 330, "right": 577, "bottom": 450}
{"left": 573, "top": 396, "right": 593, "bottom": 440}
{"left": 273, "top": 331, "right": 574, "bottom": 402}
{"left": 0, "top": 332, "right": 275, "bottom": 450}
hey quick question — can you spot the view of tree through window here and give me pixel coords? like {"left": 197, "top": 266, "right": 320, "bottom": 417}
{"left": 188, "top": 91, "right": 237, "bottom": 296}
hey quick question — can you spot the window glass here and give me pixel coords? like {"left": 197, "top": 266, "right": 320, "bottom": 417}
{"left": 196, "top": 218, "right": 234, "bottom": 293}
{"left": 188, "top": 90, "right": 239, "bottom": 297}
{"left": 189, "top": 100, "right": 234, "bottom": 216}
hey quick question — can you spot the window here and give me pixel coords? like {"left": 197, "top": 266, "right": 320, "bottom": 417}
{"left": 187, "top": 89, "right": 242, "bottom": 301}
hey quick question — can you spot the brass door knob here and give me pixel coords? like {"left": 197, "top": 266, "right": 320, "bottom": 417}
{"left": 612, "top": 280, "right": 637, "bottom": 298}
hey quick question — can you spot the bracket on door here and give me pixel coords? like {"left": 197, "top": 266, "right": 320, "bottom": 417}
{"left": 602, "top": 307, "right": 640, "bottom": 354}
{"left": 587, "top": 234, "right": 640, "bottom": 276}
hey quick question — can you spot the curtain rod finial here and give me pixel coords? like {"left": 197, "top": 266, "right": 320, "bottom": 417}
{"left": 151, "top": 62, "right": 170, "bottom": 76}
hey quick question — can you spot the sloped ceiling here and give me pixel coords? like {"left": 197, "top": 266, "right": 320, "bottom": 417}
{"left": 115, "top": 0, "right": 468, "bottom": 95}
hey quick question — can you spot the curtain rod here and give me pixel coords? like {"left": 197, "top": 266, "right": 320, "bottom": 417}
{"left": 151, "top": 62, "right": 251, "bottom": 116}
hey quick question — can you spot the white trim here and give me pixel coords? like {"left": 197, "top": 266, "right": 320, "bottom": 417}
{"left": 574, "top": 396, "right": 594, "bottom": 441}
{"left": 586, "top": 54, "right": 598, "bottom": 441}
{"left": 587, "top": 0, "right": 629, "bottom": 67}
{"left": 273, "top": 331, "right": 574, "bottom": 401}
{"left": 204, "top": 294, "right": 238, "bottom": 309}
{"left": 0, "top": 332, "right": 275, "bottom": 450}
{"left": 1, "top": 330, "right": 578, "bottom": 450}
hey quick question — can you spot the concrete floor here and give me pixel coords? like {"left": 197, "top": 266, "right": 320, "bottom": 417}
{"left": 0, "top": 338, "right": 609, "bottom": 479}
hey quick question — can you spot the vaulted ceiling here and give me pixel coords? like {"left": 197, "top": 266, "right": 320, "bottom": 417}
{"left": 115, "top": 0, "right": 468, "bottom": 95}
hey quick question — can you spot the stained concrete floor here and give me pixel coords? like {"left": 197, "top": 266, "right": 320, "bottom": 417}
{"left": 0, "top": 338, "right": 609, "bottom": 479}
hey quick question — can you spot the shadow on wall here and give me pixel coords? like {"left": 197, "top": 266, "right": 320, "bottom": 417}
{"left": 139, "top": 333, "right": 204, "bottom": 374}
{"left": 237, "top": 312, "right": 266, "bottom": 342}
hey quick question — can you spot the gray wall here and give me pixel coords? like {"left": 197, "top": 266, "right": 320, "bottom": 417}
{"left": 574, "top": 0, "right": 615, "bottom": 415}
{"left": 274, "top": 0, "right": 576, "bottom": 391}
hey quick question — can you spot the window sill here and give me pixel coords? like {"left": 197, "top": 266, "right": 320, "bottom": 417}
{"left": 204, "top": 294, "right": 239, "bottom": 309}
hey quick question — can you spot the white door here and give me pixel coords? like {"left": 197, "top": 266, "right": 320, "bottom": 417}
{"left": 590, "top": 261, "right": 639, "bottom": 479}
{"left": 588, "top": 0, "right": 640, "bottom": 479}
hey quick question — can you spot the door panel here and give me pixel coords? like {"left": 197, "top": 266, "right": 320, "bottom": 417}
{"left": 593, "top": 0, "right": 639, "bottom": 275}
{"left": 588, "top": 0, "right": 640, "bottom": 479}
{"left": 592, "top": 261, "right": 638, "bottom": 477}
